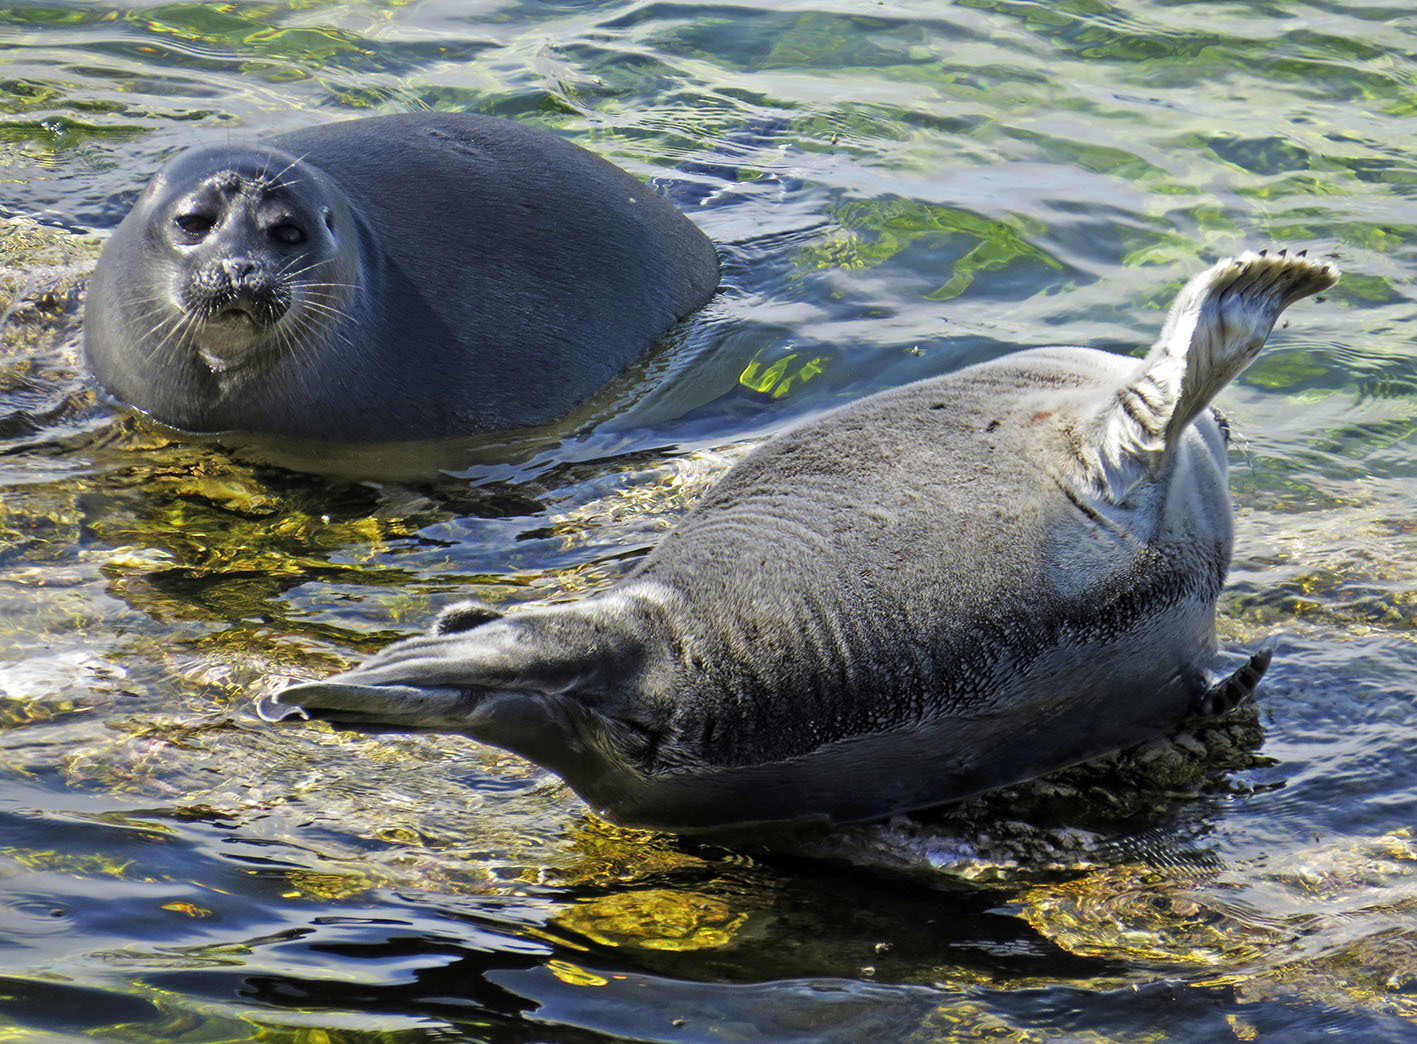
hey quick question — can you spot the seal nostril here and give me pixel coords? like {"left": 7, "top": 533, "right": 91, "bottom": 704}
{"left": 220, "top": 257, "right": 257, "bottom": 283}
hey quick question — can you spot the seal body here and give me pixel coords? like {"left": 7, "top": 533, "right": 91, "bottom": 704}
{"left": 84, "top": 113, "right": 720, "bottom": 441}
{"left": 261, "top": 251, "right": 1337, "bottom": 832}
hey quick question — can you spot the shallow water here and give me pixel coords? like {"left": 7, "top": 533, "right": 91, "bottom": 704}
{"left": 2, "top": 1, "right": 1416, "bottom": 1040}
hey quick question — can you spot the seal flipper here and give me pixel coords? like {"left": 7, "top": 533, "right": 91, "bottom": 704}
{"left": 1193, "top": 647, "right": 1273, "bottom": 717}
{"left": 1083, "top": 250, "right": 1339, "bottom": 502}
{"left": 433, "top": 599, "right": 504, "bottom": 634}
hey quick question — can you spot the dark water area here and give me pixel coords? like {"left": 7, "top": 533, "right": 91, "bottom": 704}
{"left": 1, "top": 1, "right": 1416, "bottom": 1041}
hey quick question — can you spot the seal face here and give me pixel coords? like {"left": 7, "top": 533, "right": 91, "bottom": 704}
{"left": 84, "top": 113, "right": 720, "bottom": 441}
{"left": 88, "top": 147, "right": 358, "bottom": 410}
{"left": 260, "top": 251, "right": 1338, "bottom": 833}
{"left": 158, "top": 159, "right": 339, "bottom": 376}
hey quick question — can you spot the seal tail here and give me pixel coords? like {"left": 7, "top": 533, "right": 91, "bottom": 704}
{"left": 1088, "top": 250, "right": 1338, "bottom": 499}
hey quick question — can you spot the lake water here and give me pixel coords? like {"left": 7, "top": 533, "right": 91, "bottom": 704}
{"left": 2, "top": 1, "right": 1416, "bottom": 1041}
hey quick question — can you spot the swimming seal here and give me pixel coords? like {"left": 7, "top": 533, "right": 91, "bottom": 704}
{"left": 260, "top": 251, "right": 1338, "bottom": 832}
{"left": 83, "top": 113, "right": 720, "bottom": 441}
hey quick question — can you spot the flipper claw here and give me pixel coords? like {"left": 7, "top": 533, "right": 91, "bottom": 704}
{"left": 1194, "top": 647, "right": 1273, "bottom": 717}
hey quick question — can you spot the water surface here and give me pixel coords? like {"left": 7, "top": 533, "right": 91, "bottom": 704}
{"left": 2, "top": 1, "right": 1416, "bottom": 1041}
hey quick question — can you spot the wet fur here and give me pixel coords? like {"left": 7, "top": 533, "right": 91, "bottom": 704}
{"left": 262, "top": 252, "right": 1337, "bottom": 831}
{"left": 84, "top": 113, "right": 720, "bottom": 441}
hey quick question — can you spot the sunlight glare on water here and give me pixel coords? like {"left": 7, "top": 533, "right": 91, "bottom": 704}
{"left": 1, "top": 1, "right": 1416, "bottom": 1041}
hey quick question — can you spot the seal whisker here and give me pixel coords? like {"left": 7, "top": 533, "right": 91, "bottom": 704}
{"left": 291, "top": 282, "right": 359, "bottom": 299}
{"left": 272, "top": 310, "right": 303, "bottom": 372}
{"left": 277, "top": 256, "right": 342, "bottom": 281}
{"left": 291, "top": 301, "right": 353, "bottom": 327}
{"left": 125, "top": 300, "right": 175, "bottom": 326}
{"left": 278, "top": 295, "right": 353, "bottom": 365}
{"left": 140, "top": 308, "right": 200, "bottom": 367}
{"left": 265, "top": 149, "right": 311, "bottom": 188}
{"left": 132, "top": 315, "right": 192, "bottom": 363}
{"left": 296, "top": 296, "right": 356, "bottom": 318}
{"left": 287, "top": 285, "right": 354, "bottom": 319}
{"left": 292, "top": 278, "right": 358, "bottom": 289}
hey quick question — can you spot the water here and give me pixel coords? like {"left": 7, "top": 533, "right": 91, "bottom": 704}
{"left": 2, "top": 1, "right": 1416, "bottom": 1040}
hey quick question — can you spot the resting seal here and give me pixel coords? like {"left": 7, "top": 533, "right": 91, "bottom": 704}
{"left": 260, "top": 251, "right": 1337, "bottom": 832}
{"left": 83, "top": 113, "right": 719, "bottom": 441}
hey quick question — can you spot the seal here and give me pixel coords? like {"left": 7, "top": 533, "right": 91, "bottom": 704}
{"left": 260, "top": 250, "right": 1338, "bottom": 832}
{"left": 83, "top": 113, "right": 720, "bottom": 442}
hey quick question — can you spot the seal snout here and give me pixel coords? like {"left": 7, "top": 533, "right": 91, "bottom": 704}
{"left": 219, "top": 256, "right": 259, "bottom": 283}
{"left": 185, "top": 254, "right": 291, "bottom": 329}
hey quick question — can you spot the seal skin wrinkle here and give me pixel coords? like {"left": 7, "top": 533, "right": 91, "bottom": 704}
{"left": 83, "top": 113, "right": 720, "bottom": 441}
{"left": 259, "top": 251, "right": 1338, "bottom": 832}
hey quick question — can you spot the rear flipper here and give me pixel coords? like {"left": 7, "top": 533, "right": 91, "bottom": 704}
{"left": 1193, "top": 647, "right": 1273, "bottom": 717}
{"left": 1151, "top": 250, "right": 1338, "bottom": 446}
{"left": 1085, "top": 250, "right": 1339, "bottom": 502}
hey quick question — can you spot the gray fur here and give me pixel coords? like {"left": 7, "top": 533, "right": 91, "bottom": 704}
{"left": 84, "top": 113, "right": 720, "bottom": 441}
{"left": 260, "top": 251, "right": 1338, "bottom": 832}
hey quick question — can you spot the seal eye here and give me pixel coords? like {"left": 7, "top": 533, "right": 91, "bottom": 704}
{"left": 269, "top": 223, "right": 306, "bottom": 246}
{"left": 174, "top": 213, "right": 215, "bottom": 239}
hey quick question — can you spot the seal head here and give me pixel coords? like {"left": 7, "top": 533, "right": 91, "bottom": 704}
{"left": 85, "top": 145, "right": 359, "bottom": 428}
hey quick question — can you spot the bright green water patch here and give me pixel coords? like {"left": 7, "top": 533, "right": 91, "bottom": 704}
{"left": 801, "top": 197, "right": 1063, "bottom": 301}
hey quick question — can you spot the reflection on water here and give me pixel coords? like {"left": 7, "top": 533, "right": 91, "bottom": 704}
{"left": 2, "top": 0, "right": 1417, "bottom": 1040}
